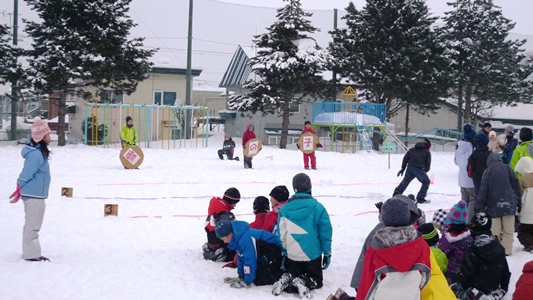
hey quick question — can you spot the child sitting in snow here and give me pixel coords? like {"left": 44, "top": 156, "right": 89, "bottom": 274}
{"left": 438, "top": 200, "right": 472, "bottom": 282}
{"left": 355, "top": 197, "right": 431, "bottom": 300}
{"left": 260, "top": 185, "right": 290, "bottom": 234}
{"left": 215, "top": 220, "right": 284, "bottom": 288}
{"left": 249, "top": 196, "right": 270, "bottom": 229}
{"left": 203, "top": 187, "right": 240, "bottom": 262}
{"left": 516, "top": 156, "right": 533, "bottom": 253}
{"left": 513, "top": 260, "right": 533, "bottom": 300}
{"left": 272, "top": 173, "right": 332, "bottom": 299}
{"left": 451, "top": 211, "right": 511, "bottom": 300}
{"left": 418, "top": 223, "right": 448, "bottom": 273}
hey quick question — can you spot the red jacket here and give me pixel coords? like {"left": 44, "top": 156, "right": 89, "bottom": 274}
{"left": 301, "top": 127, "right": 316, "bottom": 135}
{"left": 205, "top": 197, "right": 234, "bottom": 232}
{"left": 261, "top": 202, "right": 286, "bottom": 233}
{"left": 514, "top": 260, "right": 533, "bottom": 300}
{"left": 356, "top": 236, "right": 431, "bottom": 300}
{"left": 242, "top": 123, "right": 256, "bottom": 147}
{"left": 249, "top": 212, "right": 268, "bottom": 229}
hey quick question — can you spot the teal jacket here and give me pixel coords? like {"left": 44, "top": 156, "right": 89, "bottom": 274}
{"left": 278, "top": 192, "right": 332, "bottom": 261}
{"left": 17, "top": 145, "right": 51, "bottom": 199}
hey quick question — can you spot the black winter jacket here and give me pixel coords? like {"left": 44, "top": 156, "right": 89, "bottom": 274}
{"left": 454, "top": 233, "right": 511, "bottom": 294}
{"left": 401, "top": 142, "right": 431, "bottom": 172}
{"left": 468, "top": 145, "right": 491, "bottom": 192}
{"left": 475, "top": 153, "right": 521, "bottom": 218}
{"left": 222, "top": 138, "right": 235, "bottom": 150}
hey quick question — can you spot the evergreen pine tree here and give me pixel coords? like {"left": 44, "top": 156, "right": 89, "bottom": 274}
{"left": 441, "top": 0, "right": 531, "bottom": 124}
{"left": 0, "top": 24, "right": 22, "bottom": 85}
{"left": 329, "top": 0, "right": 451, "bottom": 121}
{"left": 24, "top": 0, "right": 155, "bottom": 146}
{"left": 227, "top": 0, "right": 330, "bottom": 149}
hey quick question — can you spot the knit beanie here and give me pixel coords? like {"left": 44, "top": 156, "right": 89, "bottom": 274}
{"left": 293, "top": 173, "right": 312, "bottom": 194}
{"left": 381, "top": 197, "right": 411, "bottom": 227}
{"left": 520, "top": 127, "right": 533, "bottom": 142}
{"left": 432, "top": 208, "right": 447, "bottom": 231}
{"left": 214, "top": 220, "right": 233, "bottom": 238}
{"left": 445, "top": 200, "right": 468, "bottom": 226}
{"left": 31, "top": 117, "right": 51, "bottom": 143}
{"left": 488, "top": 131, "right": 497, "bottom": 138}
{"left": 473, "top": 134, "right": 489, "bottom": 148}
{"left": 418, "top": 223, "right": 439, "bottom": 247}
{"left": 126, "top": 116, "right": 132, "bottom": 123}
{"left": 470, "top": 211, "right": 492, "bottom": 232}
{"left": 463, "top": 124, "right": 476, "bottom": 142}
{"left": 505, "top": 125, "right": 515, "bottom": 134}
{"left": 253, "top": 196, "right": 270, "bottom": 214}
{"left": 223, "top": 187, "right": 241, "bottom": 204}
{"left": 269, "top": 185, "right": 290, "bottom": 202}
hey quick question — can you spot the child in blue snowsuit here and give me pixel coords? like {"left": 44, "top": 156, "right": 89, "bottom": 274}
{"left": 215, "top": 220, "right": 284, "bottom": 288}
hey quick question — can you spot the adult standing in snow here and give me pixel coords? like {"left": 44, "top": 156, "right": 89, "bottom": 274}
{"left": 9, "top": 117, "right": 52, "bottom": 262}
{"left": 478, "top": 122, "right": 491, "bottom": 137}
{"left": 455, "top": 124, "right": 477, "bottom": 219}
{"left": 120, "top": 116, "right": 138, "bottom": 147}
{"left": 242, "top": 123, "right": 256, "bottom": 169}
{"left": 495, "top": 125, "right": 518, "bottom": 164}
{"left": 393, "top": 138, "right": 432, "bottom": 204}
{"left": 467, "top": 133, "right": 491, "bottom": 193}
{"left": 510, "top": 127, "right": 533, "bottom": 175}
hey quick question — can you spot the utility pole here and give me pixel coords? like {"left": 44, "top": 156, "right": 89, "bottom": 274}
{"left": 331, "top": 9, "right": 337, "bottom": 102}
{"left": 185, "top": 0, "right": 193, "bottom": 138}
{"left": 9, "top": 0, "right": 18, "bottom": 140}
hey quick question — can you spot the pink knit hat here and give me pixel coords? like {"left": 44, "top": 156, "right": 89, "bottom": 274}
{"left": 31, "top": 117, "right": 51, "bottom": 142}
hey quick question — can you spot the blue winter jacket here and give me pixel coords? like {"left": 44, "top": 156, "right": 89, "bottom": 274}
{"left": 227, "top": 221, "right": 282, "bottom": 285}
{"left": 17, "top": 145, "right": 51, "bottom": 199}
{"left": 278, "top": 192, "right": 332, "bottom": 261}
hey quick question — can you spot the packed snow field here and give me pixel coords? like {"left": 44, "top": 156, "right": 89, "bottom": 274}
{"left": 0, "top": 133, "right": 530, "bottom": 300}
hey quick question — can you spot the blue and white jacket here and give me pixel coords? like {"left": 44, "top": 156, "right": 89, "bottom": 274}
{"left": 227, "top": 221, "right": 282, "bottom": 285}
{"left": 278, "top": 192, "right": 332, "bottom": 261}
{"left": 17, "top": 144, "right": 51, "bottom": 199}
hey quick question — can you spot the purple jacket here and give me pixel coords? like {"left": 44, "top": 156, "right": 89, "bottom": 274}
{"left": 438, "top": 229, "right": 472, "bottom": 277}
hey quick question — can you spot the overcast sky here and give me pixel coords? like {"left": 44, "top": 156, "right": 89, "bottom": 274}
{"left": 216, "top": 0, "right": 533, "bottom": 35}
{"left": 1, "top": 0, "right": 532, "bottom": 93}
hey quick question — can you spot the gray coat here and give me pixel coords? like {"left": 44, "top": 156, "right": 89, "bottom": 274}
{"left": 475, "top": 153, "right": 522, "bottom": 218}
{"left": 350, "top": 222, "right": 384, "bottom": 290}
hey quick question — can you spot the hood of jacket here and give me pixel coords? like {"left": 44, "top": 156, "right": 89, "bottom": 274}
{"left": 414, "top": 142, "right": 426, "bottom": 150}
{"left": 246, "top": 123, "right": 254, "bottom": 131}
{"left": 22, "top": 144, "right": 41, "bottom": 158}
{"left": 283, "top": 193, "right": 319, "bottom": 221}
{"left": 473, "top": 234, "right": 505, "bottom": 264}
{"left": 371, "top": 231, "right": 428, "bottom": 272}
{"left": 457, "top": 139, "right": 474, "bottom": 154}
{"left": 228, "top": 220, "right": 250, "bottom": 249}
{"left": 516, "top": 156, "right": 533, "bottom": 175}
{"left": 486, "top": 152, "right": 503, "bottom": 167}
{"left": 207, "top": 197, "right": 233, "bottom": 215}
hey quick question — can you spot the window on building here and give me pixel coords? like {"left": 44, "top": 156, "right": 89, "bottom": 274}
{"left": 278, "top": 102, "right": 300, "bottom": 114}
{"left": 99, "top": 89, "right": 124, "bottom": 103}
{"left": 154, "top": 91, "right": 177, "bottom": 105}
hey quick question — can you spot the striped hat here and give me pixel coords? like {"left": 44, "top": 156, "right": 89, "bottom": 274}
{"left": 31, "top": 117, "right": 51, "bottom": 142}
{"left": 223, "top": 187, "right": 240, "bottom": 204}
{"left": 418, "top": 223, "right": 439, "bottom": 247}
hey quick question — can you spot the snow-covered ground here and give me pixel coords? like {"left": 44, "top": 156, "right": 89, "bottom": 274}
{"left": 0, "top": 132, "right": 530, "bottom": 300}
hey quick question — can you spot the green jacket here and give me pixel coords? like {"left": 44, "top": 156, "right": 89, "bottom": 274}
{"left": 510, "top": 141, "right": 533, "bottom": 177}
{"left": 120, "top": 125, "right": 138, "bottom": 146}
{"left": 431, "top": 246, "right": 448, "bottom": 274}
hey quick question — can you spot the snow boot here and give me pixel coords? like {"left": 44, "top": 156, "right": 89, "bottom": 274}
{"left": 272, "top": 272, "right": 292, "bottom": 296}
{"left": 292, "top": 276, "right": 311, "bottom": 299}
{"left": 392, "top": 188, "right": 402, "bottom": 197}
{"left": 25, "top": 256, "right": 50, "bottom": 262}
{"left": 334, "top": 288, "right": 351, "bottom": 300}
{"left": 416, "top": 198, "right": 431, "bottom": 204}
{"left": 233, "top": 156, "right": 239, "bottom": 161}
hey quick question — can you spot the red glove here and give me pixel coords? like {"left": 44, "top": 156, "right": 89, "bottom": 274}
{"left": 9, "top": 186, "right": 22, "bottom": 204}
{"left": 317, "top": 143, "right": 323, "bottom": 148}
